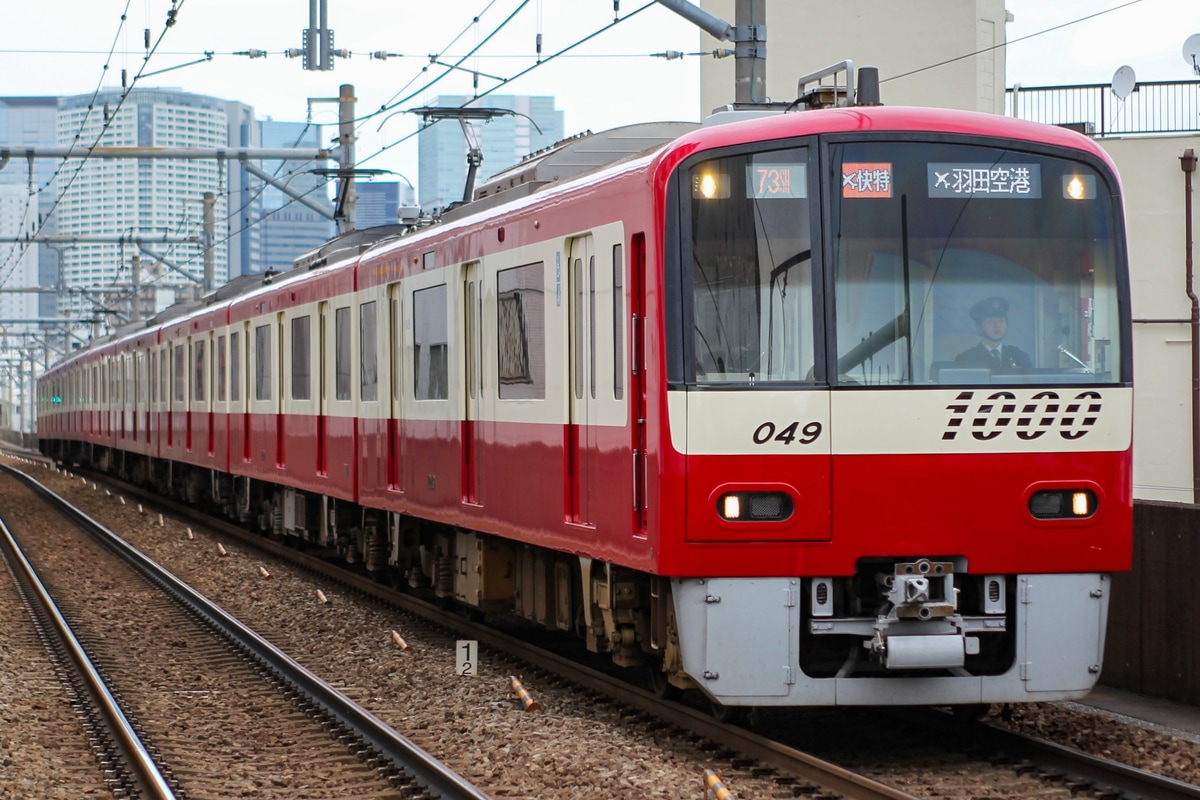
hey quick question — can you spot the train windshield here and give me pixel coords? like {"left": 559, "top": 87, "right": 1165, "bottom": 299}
{"left": 679, "top": 137, "right": 1126, "bottom": 388}
{"left": 830, "top": 140, "right": 1125, "bottom": 386}
{"left": 685, "top": 146, "right": 819, "bottom": 384}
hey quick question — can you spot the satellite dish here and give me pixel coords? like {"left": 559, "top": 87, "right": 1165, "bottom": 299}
{"left": 1111, "top": 66, "right": 1136, "bottom": 100}
{"left": 1185, "top": 34, "right": 1200, "bottom": 74}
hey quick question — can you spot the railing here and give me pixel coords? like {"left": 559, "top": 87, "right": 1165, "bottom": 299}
{"left": 1006, "top": 80, "right": 1200, "bottom": 136}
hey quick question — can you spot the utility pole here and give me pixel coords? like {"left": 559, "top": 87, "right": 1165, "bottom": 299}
{"left": 202, "top": 191, "right": 216, "bottom": 293}
{"left": 130, "top": 255, "right": 141, "bottom": 323}
{"left": 654, "top": 0, "right": 767, "bottom": 104}
{"left": 337, "top": 84, "right": 357, "bottom": 234}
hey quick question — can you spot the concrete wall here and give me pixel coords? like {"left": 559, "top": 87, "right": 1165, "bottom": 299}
{"left": 1099, "top": 137, "right": 1196, "bottom": 503}
{"left": 699, "top": 0, "right": 1010, "bottom": 115}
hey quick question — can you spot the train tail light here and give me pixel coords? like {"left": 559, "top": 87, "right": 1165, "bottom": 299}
{"left": 1028, "top": 489, "right": 1097, "bottom": 519}
{"left": 717, "top": 492, "right": 794, "bottom": 522}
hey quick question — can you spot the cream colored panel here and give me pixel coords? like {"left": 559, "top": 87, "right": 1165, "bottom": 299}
{"left": 670, "top": 389, "right": 831, "bottom": 456}
{"left": 832, "top": 387, "right": 1133, "bottom": 455}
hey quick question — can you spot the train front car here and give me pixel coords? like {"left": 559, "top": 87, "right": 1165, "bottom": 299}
{"left": 654, "top": 107, "right": 1131, "bottom": 709}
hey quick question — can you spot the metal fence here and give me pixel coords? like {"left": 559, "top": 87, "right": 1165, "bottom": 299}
{"left": 1006, "top": 80, "right": 1200, "bottom": 136}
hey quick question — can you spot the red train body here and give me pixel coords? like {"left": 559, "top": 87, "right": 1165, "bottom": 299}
{"left": 38, "top": 99, "right": 1133, "bottom": 710}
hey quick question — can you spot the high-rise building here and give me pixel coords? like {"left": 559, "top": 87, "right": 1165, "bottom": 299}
{"left": 418, "top": 95, "right": 564, "bottom": 211}
{"left": 0, "top": 184, "right": 39, "bottom": 323}
{"left": 258, "top": 119, "right": 334, "bottom": 273}
{"left": 0, "top": 96, "right": 60, "bottom": 318}
{"left": 226, "top": 101, "right": 261, "bottom": 280}
{"left": 355, "top": 181, "right": 417, "bottom": 229}
{"left": 55, "top": 88, "right": 230, "bottom": 318}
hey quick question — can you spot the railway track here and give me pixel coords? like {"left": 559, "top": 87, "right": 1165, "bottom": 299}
{"left": 0, "top": 460, "right": 490, "bottom": 800}
{"left": 8, "top": 451, "right": 1200, "bottom": 799}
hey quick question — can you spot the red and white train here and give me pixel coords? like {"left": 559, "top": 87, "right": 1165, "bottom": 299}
{"left": 37, "top": 76, "right": 1132, "bottom": 712}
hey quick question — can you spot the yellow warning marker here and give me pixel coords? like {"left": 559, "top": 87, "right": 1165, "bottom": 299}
{"left": 704, "top": 769, "right": 736, "bottom": 800}
{"left": 509, "top": 676, "right": 542, "bottom": 711}
{"left": 217, "top": 543, "right": 228, "bottom": 557}
{"left": 391, "top": 630, "right": 411, "bottom": 651}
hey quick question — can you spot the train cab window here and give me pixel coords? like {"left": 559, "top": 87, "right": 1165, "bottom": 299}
{"left": 497, "top": 262, "right": 545, "bottom": 400}
{"left": 194, "top": 340, "right": 206, "bottom": 402}
{"left": 360, "top": 301, "right": 379, "bottom": 402}
{"left": 830, "top": 140, "right": 1126, "bottom": 386}
{"left": 291, "top": 315, "right": 311, "bottom": 401}
{"left": 254, "top": 324, "right": 271, "bottom": 401}
{"left": 217, "top": 335, "right": 226, "bottom": 402}
{"left": 681, "top": 145, "right": 817, "bottom": 385}
{"left": 413, "top": 285, "right": 449, "bottom": 400}
{"left": 230, "top": 332, "right": 240, "bottom": 402}
{"left": 335, "top": 306, "right": 351, "bottom": 401}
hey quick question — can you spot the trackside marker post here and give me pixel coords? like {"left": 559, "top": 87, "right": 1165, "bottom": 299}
{"left": 391, "top": 630, "right": 411, "bottom": 650}
{"left": 509, "top": 676, "right": 542, "bottom": 711}
{"left": 704, "top": 769, "right": 736, "bottom": 799}
{"left": 455, "top": 640, "right": 477, "bottom": 676}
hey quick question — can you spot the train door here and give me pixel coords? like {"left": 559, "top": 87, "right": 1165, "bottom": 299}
{"left": 317, "top": 302, "right": 328, "bottom": 476}
{"left": 567, "top": 234, "right": 596, "bottom": 524}
{"left": 387, "top": 282, "right": 404, "bottom": 492}
{"left": 462, "top": 261, "right": 482, "bottom": 505}
{"left": 276, "top": 313, "right": 285, "bottom": 467}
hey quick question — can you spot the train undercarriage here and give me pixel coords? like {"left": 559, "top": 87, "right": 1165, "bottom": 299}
{"left": 48, "top": 440, "right": 1106, "bottom": 712}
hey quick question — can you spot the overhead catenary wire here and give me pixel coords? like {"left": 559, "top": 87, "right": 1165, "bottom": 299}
{"left": 0, "top": 0, "right": 190, "bottom": 296}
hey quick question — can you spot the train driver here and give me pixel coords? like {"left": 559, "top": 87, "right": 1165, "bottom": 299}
{"left": 953, "top": 296, "right": 1031, "bottom": 374}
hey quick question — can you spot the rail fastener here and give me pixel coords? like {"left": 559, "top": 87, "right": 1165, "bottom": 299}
{"left": 704, "top": 769, "right": 736, "bottom": 799}
{"left": 509, "top": 676, "right": 542, "bottom": 711}
{"left": 391, "top": 630, "right": 412, "bottom": 650}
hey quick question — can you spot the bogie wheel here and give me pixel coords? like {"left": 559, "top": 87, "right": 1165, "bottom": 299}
{"left": 647, "top": 666, "right": 682, "bottom": 701}
{"left": 708, "top": 699, "right": 749, "bottom": 726}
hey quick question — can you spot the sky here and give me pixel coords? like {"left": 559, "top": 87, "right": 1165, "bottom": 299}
{"left": 1, "top": 0, "right": 1197, "bottom": 199}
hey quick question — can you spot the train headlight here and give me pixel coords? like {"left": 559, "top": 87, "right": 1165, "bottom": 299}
{"left": 717, "top": 492, "right": 794, "bottom": 522}
{"left": 1062, "top": 174, "right": 1095, "bottom": 200}
{"left": 692, "top": 170, "right": 729, "bottom": 199}
{"left": 1029, "top": 489, "right": 1097, "bottom": 519}
{"left": 722, "top": 494, "right": 742, "bottom": 519}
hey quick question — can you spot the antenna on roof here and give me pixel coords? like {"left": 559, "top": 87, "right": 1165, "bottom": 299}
{"left": 1110, "top": 65, "right": 1136, "bottom": 100}
{"left": 1184, "top": 34, "right": 1200, "bottom": 75}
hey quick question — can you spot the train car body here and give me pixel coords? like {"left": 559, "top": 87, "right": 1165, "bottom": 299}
{"left": 38, "top": 92, "right": 1132, "bottom": 711}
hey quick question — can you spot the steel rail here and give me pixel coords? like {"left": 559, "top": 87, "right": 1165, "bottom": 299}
{"left": 0, "top": 509, "right": 177, "bottom": 799}
{"left": 0, "top": 463, "right": 493, "bottom": 800}
{"left": 82, "top": 470, "right": 920, "bottom": 800}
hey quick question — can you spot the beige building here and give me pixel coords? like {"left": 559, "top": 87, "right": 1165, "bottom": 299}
{"left": 696, "top": 1, "right": 1198, "bottom": 503}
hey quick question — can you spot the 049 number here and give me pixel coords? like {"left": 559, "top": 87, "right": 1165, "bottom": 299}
{"left": 752, "top": 420, "right": 823, "bottom": 445}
